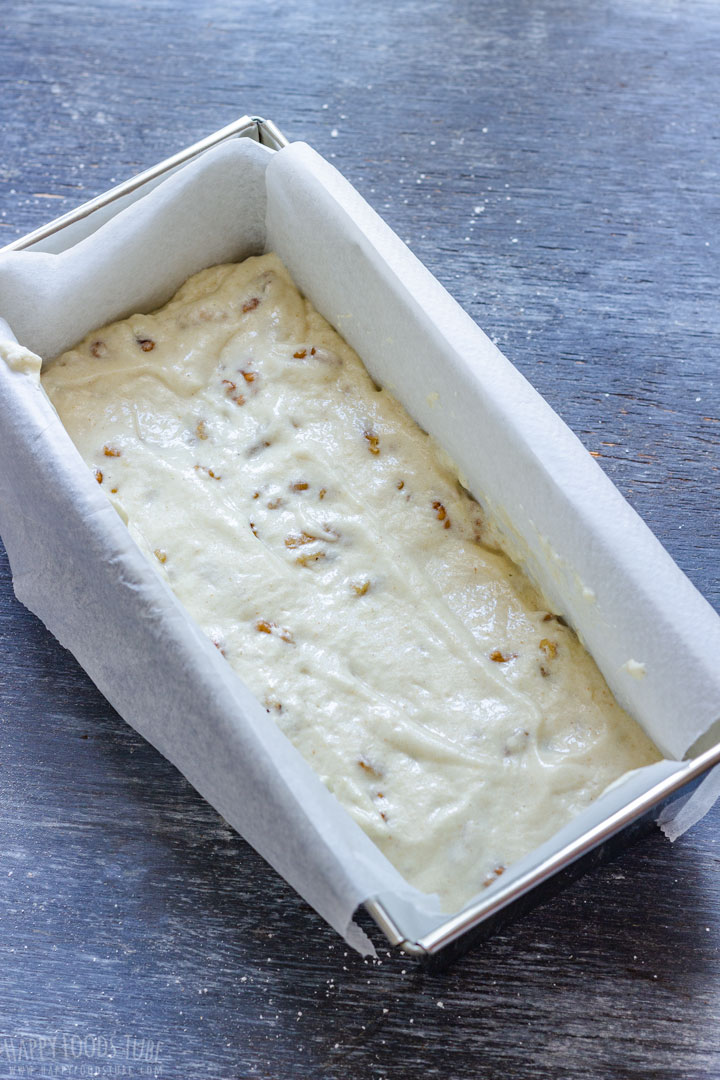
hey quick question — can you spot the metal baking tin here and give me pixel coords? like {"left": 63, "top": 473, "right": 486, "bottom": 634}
{"left": 3, "top": 115, "right": 719, "bottom": 966}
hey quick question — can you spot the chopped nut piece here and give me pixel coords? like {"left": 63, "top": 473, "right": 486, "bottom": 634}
{"left": 490, "top": 649, "right": 517, "bottom": 663}
{"left": 285, "top": 531, "right": 317, "bottom": 549}
{"left": 483, "top": 866, "right": 506, "bottom": 888}
{"left": 89, "top": 340, "right": 107, "bottom": 358}
{"left": 241, "top": 369, "right": 256, "bottom": 383}
{"left": 318, "top": 488, "right": 327, "bottom": 500}
{"left": 242, "top": 297, "right": 260, "bottom": 313}
{"left": 267, "top": 497, "right": 283, "bottom": 509}
{"left": 432, "top": 500, "right": 451, "bottom": 528}
{"left": 94, "top": 469, "right": 103, "bottom": 484}
{"left": 195, "top": 420, "right": 208, "bottom": 440}
{"left": 358, "top": 758, "right": 382, "bottom": 778}
{"left": 255, "top": 619, "right": 294, "bottom": 643}
{"left": 291, "top": 481, "right": 309, "bottom": 491}
{"left": 353, "top": 581, "right": 370, "bottom": 597}
{"left": 247, "top": 439, "right": 271, "bottom": 457}
{"left": 252, "top": 491, "right": 260, "bottom": 500}
{"left": 222, "top": 379, "right": 245, "bottom": 406}
{"left": 137, "top": 338, "right": 155, "bottom": 352}
{"left": 194, "top": 465, "right": 221, "bottom": 480}
{"left": 539, "top": 638, "right": 558, "bottom": 659}
{"left": 154, "top": 549, "right": 167, "bottom": 564}
{"left": 364, "top": 430, "right": 380, "bottom": 455}
{"left": 249, "top": 521, "right": 258, "bottom": 537}
{"left": 396, "top": 480, "right": 405, "bottom": 490}
{"left": 103, "top": 445, "right": 121, "bottom": 457}
{"left": 110, "top": 487, "right": 118, "bottom": 494}
{"left": 296, "top": 551, "right": 326, "bottom": 567}
{"left": 293, "top": 348, "right": 307, "bottom": 359}
{"left": 310, "top": 347, "right": 317, "bottom": 356}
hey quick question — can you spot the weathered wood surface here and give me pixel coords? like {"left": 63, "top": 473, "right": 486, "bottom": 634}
{"left": 1, "top": 1, "right": 718, "bottom": 1077}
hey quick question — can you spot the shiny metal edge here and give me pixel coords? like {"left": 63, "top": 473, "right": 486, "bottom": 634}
{"left": 253, "top": 116, "right": 290, "bottom": 151}
{"left": 365, "top": 740, "right": 720, "bottom": 957}
{"left": 0, "top": 115, "right": 288, "bottom": 255}
{"left": 362, "top": 898, "right": 414, "bottom": 950}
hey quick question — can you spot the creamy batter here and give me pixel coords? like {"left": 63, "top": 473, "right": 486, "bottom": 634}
{"left": 42, "top": 254, "right": 660, "bottom": 910}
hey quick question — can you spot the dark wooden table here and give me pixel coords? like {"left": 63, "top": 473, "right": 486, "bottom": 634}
{"left": 1, "top": 2, "right": 719, "bottom": 1077}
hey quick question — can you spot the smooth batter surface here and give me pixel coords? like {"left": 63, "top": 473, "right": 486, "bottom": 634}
{"left": 42, "top": 254, "right": 660, "bottom": 910}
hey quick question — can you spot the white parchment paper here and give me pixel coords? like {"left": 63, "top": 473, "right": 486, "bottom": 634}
{"left": 0, "top": 135, "right": 718, "bottom": 950}
{"left": 658, "top": 765, "right": 720, "bottom": 842}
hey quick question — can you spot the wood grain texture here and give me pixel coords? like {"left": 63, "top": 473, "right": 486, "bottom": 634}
{"left": 0, "top": 1, "right": 718, "bottom": 1077}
